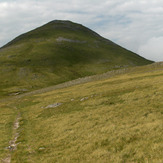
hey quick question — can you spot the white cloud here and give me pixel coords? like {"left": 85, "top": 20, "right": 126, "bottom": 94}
{"left": 0, "top": 0, "right": 163, "bottom": 61}
{"left": 138, "top": 37, "right": 163, "bottom": 62}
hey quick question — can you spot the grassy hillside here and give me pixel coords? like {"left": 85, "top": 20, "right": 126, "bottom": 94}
{"left": 0, "top": 62, "right": 162, "bottom": 162}
{"left": 0, "top": 20, "right": 153, "bottom": 98}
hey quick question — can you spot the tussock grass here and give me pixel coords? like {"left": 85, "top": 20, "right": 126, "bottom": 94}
{"left": 0, "top": 63, "right": 163, "bottom": 162}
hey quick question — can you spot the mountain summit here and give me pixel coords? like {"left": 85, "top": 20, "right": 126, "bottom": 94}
{"left": 0, "top": 20, "right": 153, "bottom": 97}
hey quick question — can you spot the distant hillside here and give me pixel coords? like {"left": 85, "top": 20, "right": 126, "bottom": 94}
{"left": 0, "top": 20, "right": 153, "bottom": 97}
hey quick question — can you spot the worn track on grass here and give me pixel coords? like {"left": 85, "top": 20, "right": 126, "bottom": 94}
{"left": 1, "top": 108, "right": 21, "bottom": 163}
{"left": 1, "top": 62, "right": 163, "bottom": 104}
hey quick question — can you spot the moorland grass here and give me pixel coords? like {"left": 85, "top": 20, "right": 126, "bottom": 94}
{"left": 0, "top": 63, "right": 162, "bottom": 162}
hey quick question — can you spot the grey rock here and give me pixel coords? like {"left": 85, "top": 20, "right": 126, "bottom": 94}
{"left": 56, "top": 37, "right": 86, "bottom": 43}
{"left": 80, "top": 97, "right": 88, "bottom": 101}
{"left": 45, "top": 103, "right": 62, "bottom": 109}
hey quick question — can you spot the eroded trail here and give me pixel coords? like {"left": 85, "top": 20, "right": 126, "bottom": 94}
{"left": 1, "top": 111, "right": 21, "bottom": 163}
{"left": 9, "top": 112, "right": 21, "bottom": 151}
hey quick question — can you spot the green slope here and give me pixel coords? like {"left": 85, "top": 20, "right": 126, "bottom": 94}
{"left": 0, "top": 62, "right": 162, "bottom": 162}
{"left": 0, "top": 20, "right": 153, "bottom": 97}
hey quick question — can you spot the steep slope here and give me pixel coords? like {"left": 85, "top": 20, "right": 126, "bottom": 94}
{"left": 0, "top": 62, "right": 162, "bottom": 162}
{"left": 0, "top": 20, "right": 153, "bottom": 97}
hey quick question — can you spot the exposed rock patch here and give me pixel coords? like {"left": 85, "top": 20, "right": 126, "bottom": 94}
{"left": 45, "top": 103, "right": 62, "bottom": 109}
{"left": 80, "top": 97, "right": 88, "bottom": 101}
{"left": 56, "top": 37, "right": 86, "bottom": 43}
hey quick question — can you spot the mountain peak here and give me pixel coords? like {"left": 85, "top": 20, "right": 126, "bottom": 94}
{"left": 48, "top": 20, "right": 76, "bottom": 24}
{"left": 41, "top": 19, "right": 84, "bottom": 30}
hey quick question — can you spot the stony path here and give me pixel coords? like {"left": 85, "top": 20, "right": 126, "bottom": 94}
{"left": 9, "top": 112, "right": 21, "bottom": 151}
{"left": 1, "top": 156, "right": 11, "bottom": 163}
{"left": 1, "top": 110, "right": 21, "bottom": 163}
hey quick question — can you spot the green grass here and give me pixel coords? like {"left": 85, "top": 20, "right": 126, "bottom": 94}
{"left": 0, "top": 62, "right": 162, "bottom": 162}
{"left": 0, "top": 20, "right": 153, "bottom": 98}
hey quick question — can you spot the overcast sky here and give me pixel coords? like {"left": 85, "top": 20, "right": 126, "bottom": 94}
{"left": 0, "top": 0, "right": 163, "bottom": 61}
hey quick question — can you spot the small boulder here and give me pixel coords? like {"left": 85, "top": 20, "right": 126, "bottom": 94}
{"left": 80, "top": 97, "right": 88, "bottom": 101}
{"left": 45, "top": 103, "right": 62, "bottom": 109}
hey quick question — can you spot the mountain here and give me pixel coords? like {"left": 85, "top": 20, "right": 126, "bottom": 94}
{"left": 0, "top": 20, "right": 153, "bottom": 97}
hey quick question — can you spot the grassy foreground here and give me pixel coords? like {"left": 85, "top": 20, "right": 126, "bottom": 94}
{"left": 0, "top": 63, "right": 163, "bottom": 162}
